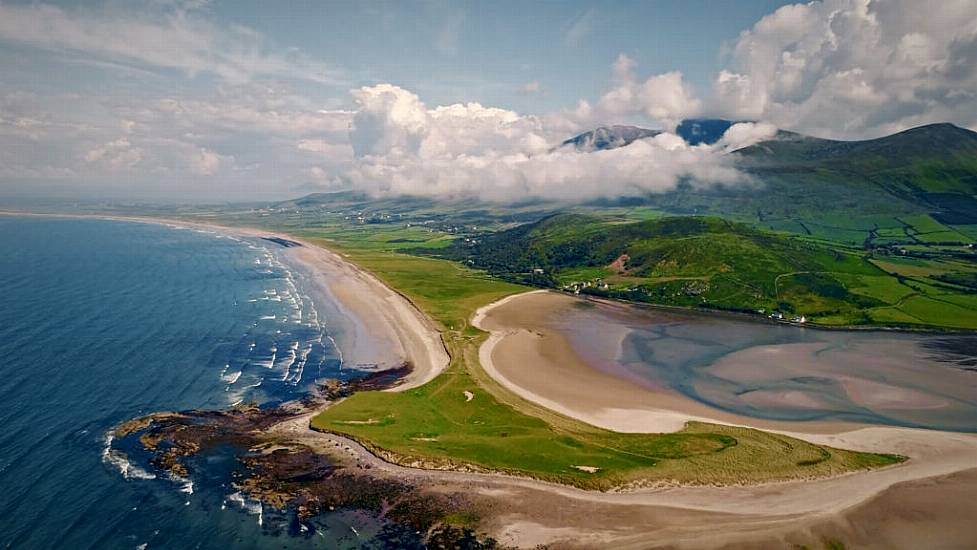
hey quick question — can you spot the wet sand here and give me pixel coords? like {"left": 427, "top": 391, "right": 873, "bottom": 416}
{"left": 280, "top": 235, "right": 449, "bottom": 390}
{"left": 469, "top": 290, "right": 977, "bottom": 547}
{"left": 474, "top": 290, "right": 977, "bottom": 433}
{"left": 473, "top": 290, "right": 852, "bottom": 433}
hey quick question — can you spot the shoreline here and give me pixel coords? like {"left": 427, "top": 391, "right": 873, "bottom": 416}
{"left": 0, "top": 211, "right": 449, "bottom": 391}
{"left": 473, "top": 289, "right": 977, "bottom": 435}
{"left": 2, "top": 209, "right": 971, "bottom": 336}
{"left": 473, "top": 290, "right": 858, "bottom": 434}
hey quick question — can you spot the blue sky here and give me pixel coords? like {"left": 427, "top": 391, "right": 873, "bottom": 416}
{"left": 1, "top": 0, "right": 975, "bottom": 200}
{"left": 203, "top": 0, "right": 794, "bottom": 111}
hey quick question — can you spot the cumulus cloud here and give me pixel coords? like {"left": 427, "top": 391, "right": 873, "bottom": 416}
{"left": 340, "top": 84, "right": 759, "bottom": 202}
{"left": 714, "top": 122, "right": 779, "bottom": 152}
{"left": 596, "top": 54, "right": 702, "bottom": 130}
{"left": 714, "top": 0, "right": 977, "bottom": 138}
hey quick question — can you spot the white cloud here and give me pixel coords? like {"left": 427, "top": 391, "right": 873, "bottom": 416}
{"left": 596, "top": 54, "right": 702, "bottom": 130}
{"left": 0, "top": 2, "right": 341, "bottom": 85}
{"left": 714, "top": 0, "right": 977, "bottom": 138}
{"left": 341, "top": 84, "right": 751, "bottom": 202}
{"left": 714, "top": 122, "right": 779, "bottom": 152}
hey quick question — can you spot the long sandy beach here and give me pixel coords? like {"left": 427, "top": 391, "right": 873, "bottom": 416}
{"left": 157, "top": 219, "right": 450, "bottom": 391}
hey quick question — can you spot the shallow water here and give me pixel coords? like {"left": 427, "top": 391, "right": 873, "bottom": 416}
{"left": 558, "top": 300, "right": 977, "bottom": 432}
{"left": 0, "top": 217, "right": 399, "bottom": 549}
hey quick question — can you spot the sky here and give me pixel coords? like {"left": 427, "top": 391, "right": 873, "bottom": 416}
{"left": 1, "top": 0, "right": 975, "bottom": 202}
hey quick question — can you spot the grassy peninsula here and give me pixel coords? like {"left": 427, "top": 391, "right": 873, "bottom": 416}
{"left": 304, "top": 226, "right": 903, "bottom": 490}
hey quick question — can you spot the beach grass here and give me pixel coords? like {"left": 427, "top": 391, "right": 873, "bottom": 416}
{"left": 304, "top": 225, "right": 904, "bottom": 490}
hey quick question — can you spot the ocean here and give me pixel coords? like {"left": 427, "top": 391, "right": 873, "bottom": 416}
{"left": 0, "top": 216, "right": 388, "bottom": 549}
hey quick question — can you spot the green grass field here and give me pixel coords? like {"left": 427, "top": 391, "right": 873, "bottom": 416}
{"left": 298, "top": 225, "right": 903, "bottom": 490}
{"left": 424, "top": 213, "right": 977, "bottom": 330}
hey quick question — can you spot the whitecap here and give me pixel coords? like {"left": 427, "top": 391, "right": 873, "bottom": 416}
{"left": 102, "top": 433, "right": 156, "bottom": 480}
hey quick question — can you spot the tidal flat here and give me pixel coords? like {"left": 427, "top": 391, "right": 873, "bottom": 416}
{"left": 483, "top": 291, "right": 977, "bottom": 433}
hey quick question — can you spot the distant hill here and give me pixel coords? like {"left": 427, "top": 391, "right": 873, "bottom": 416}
{"left": 735, "top": 122, "right": 977, "bottom": 224}
{"left": 738, "top": 123, "right": 977, "bottom": 166}
{"left": 428, "top": 213, "right": 892, "bottom": 322}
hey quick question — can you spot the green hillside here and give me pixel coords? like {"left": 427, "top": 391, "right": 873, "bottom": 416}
{"left": 428, "top": 214, "right": 977, "bottom": 328}
{"left": 603, "top": 123, "right": 977, "bottom": 245}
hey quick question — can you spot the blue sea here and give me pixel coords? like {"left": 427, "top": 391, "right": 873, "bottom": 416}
{"left": 0, "top": 216, "right": 386, "bottom": 549}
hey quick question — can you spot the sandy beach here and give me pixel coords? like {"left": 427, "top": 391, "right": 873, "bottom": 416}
{"left": 468, "top": 289, "right": 977, "bottom": 547}
{"left": 134, "top": 217, "right": 449, "bottom": 391}
{"left": 161, "top": 219, "right": 450, "bottom": 391}
{"left": 473, "top": 290, "right": 857, "bottom": 433}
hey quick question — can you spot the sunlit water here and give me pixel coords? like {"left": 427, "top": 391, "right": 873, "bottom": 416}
{"left": 0, "top": 217, "right": 402, "bottom": 549}
{"left": 559, "top": 300, "right": 977, "bottom": 432}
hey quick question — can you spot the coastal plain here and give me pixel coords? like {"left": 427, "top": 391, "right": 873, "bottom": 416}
{"left": 73, "top": 213, "right": 977, "bottom": 548}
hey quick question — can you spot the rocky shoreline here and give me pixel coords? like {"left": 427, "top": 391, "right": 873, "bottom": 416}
{"left": 110, "top": 367, "right": 503, "bottom": 548}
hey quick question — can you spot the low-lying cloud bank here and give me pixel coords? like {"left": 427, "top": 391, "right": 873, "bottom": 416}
{"left": 336, "top": 84, "right": 775, "bottom": 202}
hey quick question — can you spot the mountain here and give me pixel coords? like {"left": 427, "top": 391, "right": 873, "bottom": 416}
{"left": 737, "top": 123, "right": 977, "bottom": 169}
{"left": 561, "top": 125, "right": 661, "bottom": 151}
{"left": 735, "top": 122, "right": 977, "bottom": 224}
{"left": 278, "top": 122, "right": 977, "bottom": 248}
{"left": 560, "top": 119, "right": 740, "bottom": 151}
{"left": 555, "top": 121, "right": 977, "bottom": 234}
{"left": 675, "top": 119, "right": 739, "bottom": 145}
